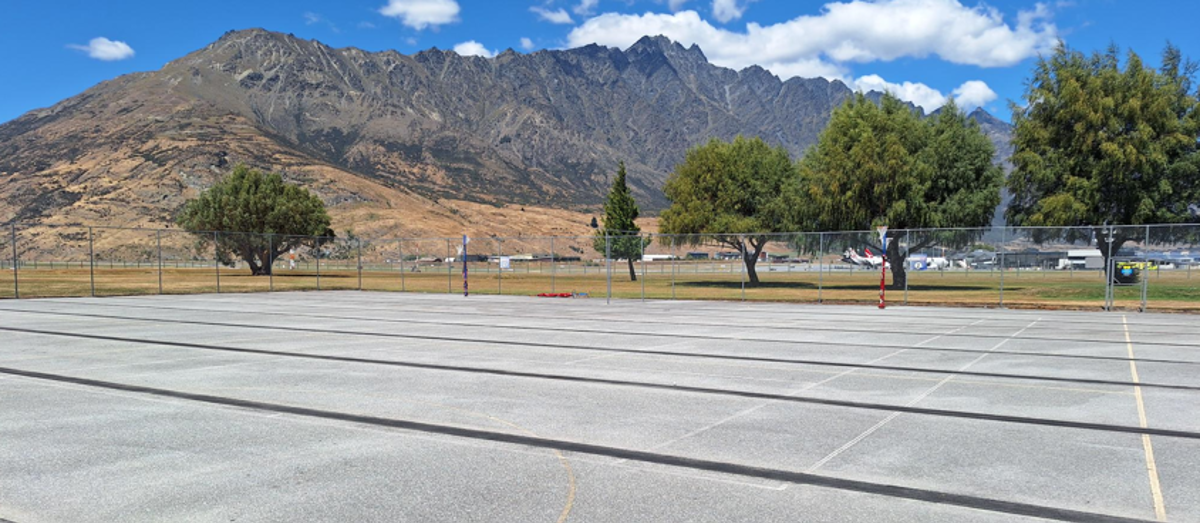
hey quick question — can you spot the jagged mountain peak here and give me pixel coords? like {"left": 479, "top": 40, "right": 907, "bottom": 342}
{"left": 0, "top": 28, "right": 1013, "bottom": 233}
{"left": 626, "top": 35, "right": 675, "bottom": 52}
{"left": 969, "top": 107, "right": 1009, "bottom": 127}
{"left": 624, "top": 35, "right": 709, "bottom": 70}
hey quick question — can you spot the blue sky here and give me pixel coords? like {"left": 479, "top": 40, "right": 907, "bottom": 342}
{"left": 2, "top": 0, "right": 1198, "bottom": 123}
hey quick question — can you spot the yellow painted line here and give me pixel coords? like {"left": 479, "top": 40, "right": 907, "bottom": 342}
{"left": 1125, "top": 316, "right": 1167, "bottom": 521}
{"left": 553, "top": 450, "right": 577, "bottom": 523}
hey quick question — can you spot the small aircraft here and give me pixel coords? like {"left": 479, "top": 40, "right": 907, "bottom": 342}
{"left": 843, "top": 248, "right": 889, "bottom": 269}
{"left": 955, "top": 250, "right": 997, "bottom": 269}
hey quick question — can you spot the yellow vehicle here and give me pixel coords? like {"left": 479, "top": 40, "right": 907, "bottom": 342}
{"left": 1113, "top": 261, "right": 1143, "bottom": 285}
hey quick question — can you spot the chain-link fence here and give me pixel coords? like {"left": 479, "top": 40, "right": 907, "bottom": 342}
{"left": 1, "top": 226, "right": 14, "bottom": 299}
{"left": 2, "top": 224, "right": 1197, "bottom": 311}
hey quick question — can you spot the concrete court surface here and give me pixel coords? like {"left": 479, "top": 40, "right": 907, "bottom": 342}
{"left": 0, "top": 291, "right": 1198, "bottom": 522}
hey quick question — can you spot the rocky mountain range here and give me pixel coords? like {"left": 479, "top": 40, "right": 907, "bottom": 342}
{"left": 0, "top": 28, "right": 1012, "bottom": 243}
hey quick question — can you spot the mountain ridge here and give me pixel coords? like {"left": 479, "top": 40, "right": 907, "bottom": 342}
{"left": 0, "top": 28, "right": 1012, "bottom": 241}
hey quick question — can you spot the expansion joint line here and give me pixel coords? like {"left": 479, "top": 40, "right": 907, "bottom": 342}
{"left": 806, "top": 318, "right": 1040, "bottom": 473}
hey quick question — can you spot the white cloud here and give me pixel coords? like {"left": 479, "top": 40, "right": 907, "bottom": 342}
{"left": 574, "top": 0, "right": 599, "bottom": 16}
{"left": 951, "top": 80, "right": 998, "bottom": 108}
{"left": 304, "top": 12, "right": 341, "bottom": 32}
{"left": 668, "top": 0, "right": 690, "bottom": 11}
{"left": 531, "top": 6, "right": 574, "bottom": 24}
{"left": 453, "top": 40, "right": 497, "bottom": 58}
{"left": 758, "top": 59, "right": 848, "bottom": 82}
{"left": 851, "top": 75, "right": 997, "bottom": 111}
{"left": 712, "top": 0, "right": 749, "bottom": 23}
{"left": 379, "top": 0, "right": 460, "bottom": 30}
{"left": 852, "top": 75, "right": 947, "bottom": 110}
{"left": 68, "top": 37, "right": 135, "bottom": 61}
{"left": 567, "top": 0, "right": 1057, "bottom": 82}
{"left": 520, "top": 37, "right": 536, "bottom": 51}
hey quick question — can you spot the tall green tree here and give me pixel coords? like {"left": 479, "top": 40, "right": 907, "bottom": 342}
{"left": 800, "top": 93, "right": 1003, "bottom": 288}
{"left": 1008, "top": 43, "right": 1200, "bottom": 272}
{"left": 660, "top": 136, "right": 802, "bottom": 285}
{"left": 177, "top": 164, "right": 333, "bottom": 275}
{"left": 593, "top": 162, "right": 650, "bottom": 281}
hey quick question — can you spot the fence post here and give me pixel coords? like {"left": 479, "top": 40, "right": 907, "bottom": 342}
{"left": 89, "top": 227, "right": 96, "bottom": 297}
{"left": 399, "top": 239, "right": 406, "bottom": 292}
{"left": 740, "top": 235, "right": 746, "bottom": 302}
{"left": 497, "top": 239, "right": 503, "bottom": 295}
{"left": 605, "top": 233, "right": 612, "bottom": 304}
{"left": 268, "top": 234, "right": 274, "bottom": 292}
{"left": 998, "top": 228, "right": 1004, "bottom": 308}
{"left": 904, "top": 230, "right": 910, "bottom": 306}
{"left": 550, "top": 236, "right": 556, "bottom": 293}
{"left": 640, "top": 233, "right": 646, "bottom": 302}
{"left": 1141, "top": 225, "right": 1150, "bottom": 312}
{"left": 671, "top": 236, "right": 677, "bottom": 300}
{"left": 1105, "top": 257, "right": 1113, "bottom": 311}
{"left": 213, "top": 232, "right": 221, "bottom": 294}
{"left": 312, "top": 237, "right": 321, "bottom": 290}
{"left": 10, "top": 224, "right": 18, "bottom": 299}
{"left": 1105, "top": 227, "right": 1115, "bottom": 311}
{"left": 818, "top": 233, "right": 824, "bottom": 304}
{"left": 157, "top": 230, "right": 163, "bottom": 295}
{"left": 446, "top": 238, "right": 453, "bottom": 294}
{"left": 357, "top": 238, "right": 364, "bottom": 291}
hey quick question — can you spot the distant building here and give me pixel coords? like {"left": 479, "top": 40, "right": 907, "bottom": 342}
{"left": 1056, "top": 249, "right": 1103, "bottom": 270}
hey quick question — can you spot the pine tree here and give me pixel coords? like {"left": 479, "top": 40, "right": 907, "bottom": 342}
{"left": 593, "top": 162, "right": 650, "bottom": 281}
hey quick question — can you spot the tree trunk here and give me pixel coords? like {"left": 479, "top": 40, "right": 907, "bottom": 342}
{"left": 887, "top": 238, "right": 907, "bottom": 290}
{"left": 1097, "top": 232, "right": 1129, "bottom": 285}
{"left": 627, "top": 257, "right": 637, "bottom": 282}
{"left": 742, "top": 239, "right": 764, "bottom": 285}
{"left": 889, "top": 261, "right": 907, "bottom": 291}
{"left": 261, "top": 247, "right": 274, "bottom": 276}
{"left": 745, "top": 254, "right": 760, "bottom": 285}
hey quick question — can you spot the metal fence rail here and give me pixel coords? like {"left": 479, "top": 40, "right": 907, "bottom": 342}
{"left": 3, "top": 223, "right": 1198, "bottom": 312}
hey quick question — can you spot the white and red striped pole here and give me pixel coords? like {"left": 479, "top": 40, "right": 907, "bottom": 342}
{"left": 877, "top": 226, "right": 888, "bottom": 309}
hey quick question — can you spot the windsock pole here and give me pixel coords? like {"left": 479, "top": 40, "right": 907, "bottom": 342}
{"left": 877, "top": 226, "right": 888, "bottom": 309}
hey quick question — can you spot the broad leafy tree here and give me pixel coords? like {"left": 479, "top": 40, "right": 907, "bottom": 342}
{"left": 177, "top": 164, "right": 333, "bottom": 275}
{"left": 593, "top": 162, "right": 650, "bottom": 281}
{"left": 660, "top": 136, "right": 802, "bottom": 285}
{"left": 800, "top": 93, "right": 1003, "bottom": 288}
{"left": 1008, "top": 44, "right": 1200, "bottom": 272}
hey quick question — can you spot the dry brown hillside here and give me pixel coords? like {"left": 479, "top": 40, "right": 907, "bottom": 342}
{"left": 0, "top": 28, "right": 1008, "bottom": 257}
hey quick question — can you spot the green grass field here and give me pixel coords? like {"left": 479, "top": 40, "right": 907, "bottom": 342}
{"left": 3, "top": 262, "right": 1197, "bottom": 312}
